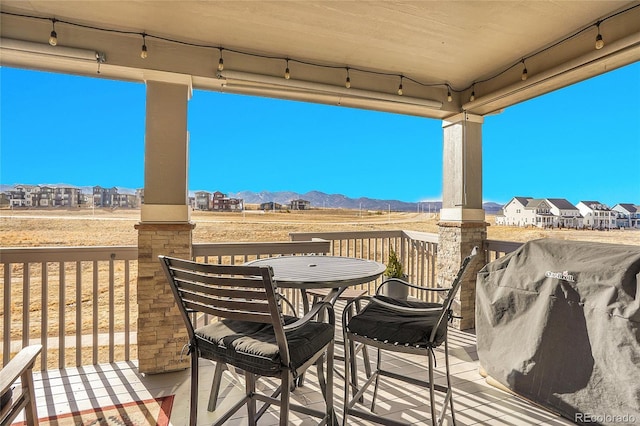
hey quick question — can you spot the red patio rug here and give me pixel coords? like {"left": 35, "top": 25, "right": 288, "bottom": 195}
{"left": 13, "top": 395, "right": 174, "bottom": 426}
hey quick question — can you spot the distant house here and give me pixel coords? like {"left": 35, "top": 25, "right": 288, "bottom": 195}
{"left": 51, "top": 185, "right": 81, "bottom": 207}
{"left": 497, "top": 196, "right": 540, "bottom": 227}
{"left": 612, "top": 203, "right": 640, "bottom": 229}
{"left": 496, "top": 197, "right": 582, "bottom": 228}
{"left": 260, "top": 201, "right": 282, "bottom": 211}
{"left": 209, "top": 191, "right": 243, "bottom": 211}
{"left": 93, "top": 186, "right": 119, "bottom": 207}
{"left": 194, "top": 191, "right": 211, "bottom": 210}
{"left": 8, "top": 184, "right": 81, "bottom": 207}
{"left": 577, "top": 201, "right": 616, "bottom": 229}
{"left": 290, "top": 199, "right": 311, "bottom": 210}
{"left": 115, "top": 192, "right": 138, "bottom": 208}
{"left": 545, "top": 198, "right": 582, "bottom": 228}
{"left": 12, "top": 184, "right": 39, "bottom": 207}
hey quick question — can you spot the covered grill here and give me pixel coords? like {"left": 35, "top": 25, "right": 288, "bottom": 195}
{"left": 476, "top": 239, "right": 640, "bottom": 425}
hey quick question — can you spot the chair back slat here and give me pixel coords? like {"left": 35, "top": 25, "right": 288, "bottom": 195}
{"left": 165, "top": 257, "right": 266, "bottom": 277}
{"left": 180, "top": 289, "right": 272, "bottom": 315}
{"left": 176, "top": 280, "right": 269, "bottom": 301}
{"left": 171, "top": 268, "right": 270, "bottom": 289}
{"left": 183, "top": 300, "right": 273, "bottom": 323}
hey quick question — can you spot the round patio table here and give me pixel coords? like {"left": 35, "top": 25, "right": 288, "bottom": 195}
{"left": 246, "top": 255, "right": 386, "bottom": 295}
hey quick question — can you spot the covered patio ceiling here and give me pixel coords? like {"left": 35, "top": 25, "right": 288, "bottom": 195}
{"left": 1, "top": 1, "right": 639, "bottom": 119}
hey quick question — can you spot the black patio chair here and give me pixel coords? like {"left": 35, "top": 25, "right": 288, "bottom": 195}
{"left": 159, "top": 256, "right": 335, "bottom": 426}
{"left": 341, "top": 247, "right": 478, "bottom": 426}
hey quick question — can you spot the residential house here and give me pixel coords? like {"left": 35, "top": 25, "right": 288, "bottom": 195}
{"left": 290, "top": 199, "right": 311, "bottom": 210}
{"left": 545, "top": 198, "right": 582, "bottom": 228}
{"left": 52, "top": 185, "right": 81, "bottom": 207}
{"left": 612, "top": 203, "right": 640, "bottom": 229}
{"left": 577, "top": 201, "right": 616, "bottom": 229}
{"left": 93, "top": 186, "right": 119, "bottom": 207}
{"left": 260, "top": 201, "right": 282, "bottom": 211}
{"left": 7, "top": 189, "right": 27, "bottom": 207}
{"left": 496, "top": 197, "right": 579, "bottom": 228}
{"left": 12, "top": 184, "right": 39, "bottom": 207}
{"left": 37, "top": 185, "right": 55, "bottom": 207}
{"left": 194, "top": 191, "right": 212, "bottom": 210}
{"left": 115, "top": 192, "right": 138, "bottom": 208}
{"left": 211, "top": 191, "right": 243, "bottom": 211}
{"left": 496, "top": 197, "right": 538, "bottom": 227}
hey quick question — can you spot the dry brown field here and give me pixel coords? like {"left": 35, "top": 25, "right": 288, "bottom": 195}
{"left": 2, "top": 207, "right": 638, "bottom": 368}
{"left": 1, "top": 206, "right": 639, "bottom": 247}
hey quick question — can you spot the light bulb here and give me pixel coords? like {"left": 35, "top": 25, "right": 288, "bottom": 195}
{"left": 521, "top": 67, "right": 528, "bottom": 81}
{"left": 217, "top": 48, "right": 224, "bottom": 71}
{"left": 140, "top": 34, "right": 148, "bottom": 59}
{"left": 447, "top": 89, "right": 452, "bottom": 102}
{"left": 595, "top": 33, "right": 604, "bottom": 50}
{"left": 397, "top": 77, "right": 403, "bottom": 95}
{"left": 49, "top": 30, "right": 57, "bottom": 46}
{"left": 49, "top": 19, "right": 57, "bottom": 46}
{"left": 345, "top": 69, "right": 351, "bottom": 88}
{"left": 470, "top": 91, "right": 475, "bottom": 102}
{"left": 284, "top": 60, "right": 290, "bottom": 79}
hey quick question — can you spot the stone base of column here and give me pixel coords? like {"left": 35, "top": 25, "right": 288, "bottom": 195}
{"left": 135, "top": 222, "right": 196, "bottom": 374}
{"left": 437, "top": 221, "right": 487, "bottom": 330}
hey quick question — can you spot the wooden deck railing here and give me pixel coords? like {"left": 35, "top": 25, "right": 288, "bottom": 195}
{"left": 1, "top": 234, "right": 524, "bottom": 369}
{"left": 1, "top": 246, "right": 137, "bottom": 370}
{"left": 290, "top": 230, "right": 439, "bottom": 300}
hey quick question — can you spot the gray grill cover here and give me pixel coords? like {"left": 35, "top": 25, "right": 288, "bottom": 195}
{"left": 476, "top": 239, "right": 640, "bottom": 425}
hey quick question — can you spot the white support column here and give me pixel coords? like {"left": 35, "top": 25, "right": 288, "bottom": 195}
{"left": 141, "top": 77, "right": 192, "bottom": 223}
{"left": 438, "top": 112, "right": 487, "bottom": 330}
{"left": 440, "top": 112, "right": 485, "bottom": 222}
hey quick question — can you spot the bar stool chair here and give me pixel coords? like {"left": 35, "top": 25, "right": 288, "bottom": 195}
{"left": 342, "top": 247, "right": 478, "bottom": 426}
{"left": 301, "top": 287, "right": 372, "bottom": 396}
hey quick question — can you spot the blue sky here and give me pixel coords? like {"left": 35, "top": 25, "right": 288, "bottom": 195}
{"left": 1, "top": 63, "right": 639, "bottom": 206}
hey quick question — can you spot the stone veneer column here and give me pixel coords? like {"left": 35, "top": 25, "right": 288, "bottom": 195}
{"left": 135, "top": 222, "right": 194, "bottom": 373}
{"left": 137, "top": 77, "right": 193, "bottom": 374}
{"left": 437, "top": 222, "right": 486, "bottom": 330}
{"left": 438, "top": 112, "right": 487, "bottom": 330}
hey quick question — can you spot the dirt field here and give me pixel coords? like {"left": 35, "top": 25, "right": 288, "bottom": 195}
{"left": 1, "top": 207, "right": 638, "bottom": 247}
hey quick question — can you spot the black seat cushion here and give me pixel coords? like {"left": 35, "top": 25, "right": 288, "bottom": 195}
{"left": 194, "top": 316, "right": 334, "bottom": 377}
{"left": 348, "top": 296, "right": 447, "bottom": 346}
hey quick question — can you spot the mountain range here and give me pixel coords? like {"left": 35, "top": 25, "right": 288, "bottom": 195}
{"left": 0, "top": 184, "right": 503, "bottom": 213}
{"left": 226, "top": 190, "right": 503, "bottom": 213}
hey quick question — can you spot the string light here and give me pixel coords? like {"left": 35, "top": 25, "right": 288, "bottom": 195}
{"left": 49, "top": 18, "right": 57, "bottom": 46}
{"left": 284, "top": 58, "right": 290, "bottom": 79}
{"left": 218, "top": 48, "right": 224, "bottom": 71}
{"left": 3, "top": 4, "right": 636, "bottom": 102}
{"left": 397, "top": 76, "right": 403, "bottom": 96}
{"left": 595, "top": 22, "right": 604, "bottom": 50}
{"left": 140, "top": 33, "right": 148, "bottom": 59}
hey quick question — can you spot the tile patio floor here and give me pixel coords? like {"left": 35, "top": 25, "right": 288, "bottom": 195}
{"left": 16, "top": 328, "right": 575, "bottom": 425}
